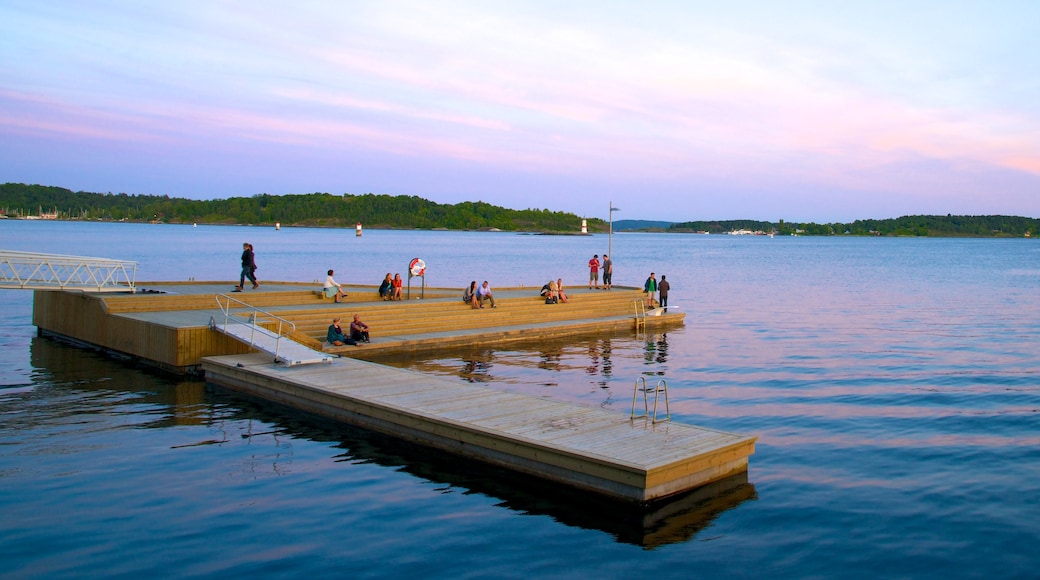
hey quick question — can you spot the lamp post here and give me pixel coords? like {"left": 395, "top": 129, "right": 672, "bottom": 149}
{"left": 608, "top": 201, "right": 620, "bottom": 260}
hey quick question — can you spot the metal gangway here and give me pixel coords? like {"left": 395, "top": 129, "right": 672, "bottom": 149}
{"left": 0, "top": 250, "right": 137, "bottom": 292}
{"left": 211, "top": 294, "right": 333, "bottom": 367}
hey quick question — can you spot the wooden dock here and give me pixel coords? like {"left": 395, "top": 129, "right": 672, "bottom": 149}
{"left": 32, "top": 280, "right": 756, "bottom": 502}
{"left": 33, "top": 281, "right": 685, "bottom": 373}
{"left": 202, "top": 352, "right": 756, "bottom": 503}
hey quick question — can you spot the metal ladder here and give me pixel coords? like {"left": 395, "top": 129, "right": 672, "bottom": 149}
{"left": 630, "top": 377, "right": 670, "bottom": 423}
{"left": 633, "top": 299, "right": 646, "bottom": 333}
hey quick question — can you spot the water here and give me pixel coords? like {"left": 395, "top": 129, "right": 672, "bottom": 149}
{"left": 2, "top": 221, "right": 1039, "bottom": 578}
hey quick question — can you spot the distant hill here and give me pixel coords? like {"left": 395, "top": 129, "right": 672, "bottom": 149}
{"left": 0, "top": 182, "right": 602, "bottom": 233}
{"left": 611, "top": 219, "right": 674, "bottom": 231}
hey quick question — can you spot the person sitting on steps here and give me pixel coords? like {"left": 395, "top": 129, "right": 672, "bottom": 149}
{"left": 349, "top": 314, "right": 370, "bottom": 343}
{"left": 477, "top": 280, "right": 496, "bottom": 308}
{"left": 463, "top": 281, "right": 479, "bottom": 309}
{"left": 324, "top": 269, "right": 347, "bottom": 303}
{"left": 326, "top": 317, "right": 357, "bottom": 346}
{"left": 378, "top": 273, "right": 392, "bottom": 301}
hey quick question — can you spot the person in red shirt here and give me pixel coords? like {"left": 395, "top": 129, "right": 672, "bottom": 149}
{"left": 391, "top": 273, "right": 403, "bottom": 300}
{"left": 588, "top": 254, "right": 600, "bottom": 289}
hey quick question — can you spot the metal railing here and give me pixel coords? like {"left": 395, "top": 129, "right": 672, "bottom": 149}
{"left": 0, "top": 250, "right": 137, "bottom": 292}
{"left": 631, "top": 376, "right": 670, "bottom": 423}
{"left": 633, "top": 299, "right": 646, "bottom": 333}
{"left": 212, "top": 294, "right": 297, "bottom": 361}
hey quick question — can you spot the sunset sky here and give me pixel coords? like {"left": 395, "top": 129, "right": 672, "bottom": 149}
{"left": 2, "top": 1, "right": 1037, "bottom": 221}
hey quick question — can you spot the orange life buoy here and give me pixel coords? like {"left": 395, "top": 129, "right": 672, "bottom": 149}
{"left": 409, "top": 258, "right": 426, "bottom": 277}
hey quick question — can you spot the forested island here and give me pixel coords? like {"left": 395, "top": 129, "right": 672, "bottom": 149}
{"left": 2, "top": 182, "right": 1037, "bottom": 237}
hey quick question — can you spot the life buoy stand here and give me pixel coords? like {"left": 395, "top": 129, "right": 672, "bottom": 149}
{"left": 409, "top": 258, "right": 426, "bottom": 277}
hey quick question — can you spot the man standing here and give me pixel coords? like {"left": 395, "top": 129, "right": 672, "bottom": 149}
{"left": 602, "top": 254, "right": 613, "bottom": 290}
{"left": 644, "top": 272, "right": 657, "bottom": 307}
{"left": 588, "top": 254, "right": 600, "bottom": 289}
{"left": 477, "top": 280, "right": 497, "bottom": 308}
{"left": 658, "top": 275, "right": 670, "bottom": 308}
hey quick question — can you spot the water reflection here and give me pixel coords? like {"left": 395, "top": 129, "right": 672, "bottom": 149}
{"left": 643, "top": 333, "right": 669, "bottom": 372}
{"left": 20, "top": 335, "right": 755, "bottom": 549}
{"left": 210, "top": 391, "right": 757, "bottom": 549}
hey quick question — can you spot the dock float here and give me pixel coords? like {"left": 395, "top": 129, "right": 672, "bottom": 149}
{"left": 202, "top": 352, "right": 757, "bottom": 503}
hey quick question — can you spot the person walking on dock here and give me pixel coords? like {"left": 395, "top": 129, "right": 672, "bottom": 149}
{"left": 588, "top": 254, "right": 600, "bottom": 289}
{"left": 658, "top": 275, "right": 670, "bottom": 308}
{"left": 234, "top": 243, "right": 257, "bottom": 292}
{"left": 602, "top": 254, "right": 613, "bottom": 289}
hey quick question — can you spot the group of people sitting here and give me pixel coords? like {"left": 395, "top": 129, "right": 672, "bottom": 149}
{"left": 462, "top": 280, "right": 497, "bottom": 309}
{"left": 378, "top": 273, "right": 404, "bottom": 301}
{"left": 327, "top": 314, "right": 370, "bottom": 346}
{"left": 539, "top": 278, "right": 569, "bottom": 304}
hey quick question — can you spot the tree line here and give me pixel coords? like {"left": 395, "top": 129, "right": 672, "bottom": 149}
{"left": 3, "top": 183, "right": 1036, "bottom": 236}
{"left": 0, "top": 183, "right": 602, "bottom": 232}
{"left": 670, "top": 215, "right": 1039, "bottom": 237}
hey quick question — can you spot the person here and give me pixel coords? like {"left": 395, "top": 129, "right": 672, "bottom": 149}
{"left": 378, "top": 273, "right": 392, "bottom": 300}
{"left": 658, "top": 275, "right": 671, "bottom": 308}
{"left": 326, "top": 317, "right": 357, "bottom": 346}
{"left": 477, "top": 280, "right": 496, "bottom": 308}
{"left": 540, "top": 281, "right": 552, "bottom": 299}
{"left": 644, "top": 272, "right": 658, "bottom": 307}
{"left": 391, "top": 273, "right": 403, "bottom": 300}
{"left": 463, "top": 281, "right": 479, "bottom": 309}
{"left": 556, "top": 278, "right": 569, "bottom": 303}
{"left": 324, "top": 269, "right": 347, "bottom": 303}
{"left": 349, "top": 314, "right": 370, "bottom": 343}
{"left": 602, "top": 254, "right": 613, "bottom": 289}
{"left": 544, "top": 280, "right": 559, "bottom": 304}
{"left": 588, "top": 254, "right": 600, "bottom": 289}
{"left": 234, "top": 242, "right": 257, "bottom": 292}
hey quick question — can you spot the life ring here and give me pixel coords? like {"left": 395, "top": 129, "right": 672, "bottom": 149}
{"left": 409, "top": 258, "right": 426, "bottom": 277}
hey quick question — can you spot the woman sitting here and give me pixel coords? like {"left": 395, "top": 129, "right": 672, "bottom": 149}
{"left": 326, "top": 318, "right": 357, "bottom": 346}
{"left": 324, "top": 269, "right": 347, "bottom": 303}
{"left": 556, "top": 278, "right": 569, "bottom": 303}
{"left": 391, "top": 273, "right": 403, "bottom": 301}
{"left": 378, "top": 273, "right": 392, "bottom": 300}
{"left": 544, "top": 280, "right": 559, "bottom": 304}
{"left": 463, "top": 281, "right": 479, "bottom": 309}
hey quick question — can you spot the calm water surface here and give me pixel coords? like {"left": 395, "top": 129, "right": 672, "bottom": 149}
{"left": 1, "top": 221, "right": 1039, "bottom": 578}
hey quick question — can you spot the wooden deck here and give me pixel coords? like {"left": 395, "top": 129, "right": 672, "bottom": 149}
{"left": 32, "top": 280, "right": 756, "bottom": 502}
{"left": 202, "top": 352, "right": 757, "bottom": 503}
{"left": 33, "top": 281, "right": 685, "bottom": 373}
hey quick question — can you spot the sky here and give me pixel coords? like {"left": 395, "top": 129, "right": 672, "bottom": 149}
{"left": 1, "top": 1, "right": 1038, "bottom": 222}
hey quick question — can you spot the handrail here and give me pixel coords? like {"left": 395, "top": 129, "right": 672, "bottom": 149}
{"left": 631, "top": 377, "right": 670, "bottom": 423}
{"left": 214, "top": 294, "right": 297, "bottom": 360}
{"left": 633, "top": 300, "right": 646, "bottom": 333}
{"left": 0, "top": 250, "right": 137, "bottom": 292}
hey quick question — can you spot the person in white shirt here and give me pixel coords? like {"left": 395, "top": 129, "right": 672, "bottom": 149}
{"left": 477, "top": 280, "right": 496, "bottom": 308}
{"left": 324, "top": 269, "right": 347, "bottom": 303}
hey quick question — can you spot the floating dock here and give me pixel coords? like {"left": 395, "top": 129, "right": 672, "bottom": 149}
{"left": 30, "top": 280, "right": 756, "bottom": 502}
{"left": 203, "top": 352, "right": 756, "bottom": 502}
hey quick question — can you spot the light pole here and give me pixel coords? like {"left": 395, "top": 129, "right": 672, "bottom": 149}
{"left": 608, "top": 201, "right": 620, "bottom": 260}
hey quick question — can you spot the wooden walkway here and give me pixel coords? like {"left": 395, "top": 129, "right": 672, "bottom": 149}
{"left": 33, "top": 281, "right": 686, "bottom": 372}
{"left": 33, "top": 279, "right": 756, "bottom": 502}
{"left": 202, "top": 352, "right": 757, "bottom": 503}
